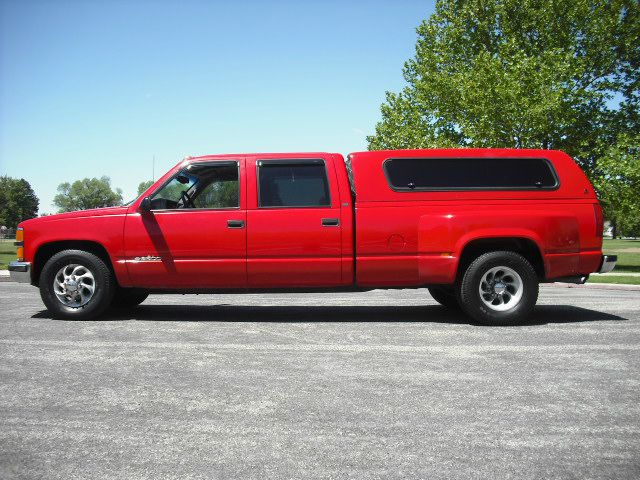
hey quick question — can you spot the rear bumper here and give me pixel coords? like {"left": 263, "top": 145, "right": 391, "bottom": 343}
{"left": 8, "top": 261, "right": 31, "bottom": 283}
{"left": 598, "top": 255, "right": 617, "bottom": 274}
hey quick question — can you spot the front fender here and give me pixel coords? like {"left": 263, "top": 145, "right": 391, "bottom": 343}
{"left": 25, "top": 213, "right": 129, "bottom": 285}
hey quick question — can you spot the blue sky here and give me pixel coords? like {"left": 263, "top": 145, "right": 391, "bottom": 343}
{"left": 0, "top": 0, "right": 435, "bottom": 212}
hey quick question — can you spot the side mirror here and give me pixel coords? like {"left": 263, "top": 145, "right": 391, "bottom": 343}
{"left": 139, "top": 197, "right": 152, "bottom": 212}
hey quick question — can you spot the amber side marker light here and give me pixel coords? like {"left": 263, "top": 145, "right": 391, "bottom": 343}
{"left": 15, "top": 227, "right": 24, "bottom": 261}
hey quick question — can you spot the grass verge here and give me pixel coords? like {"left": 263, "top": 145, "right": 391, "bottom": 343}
{"left": 587, "top": 275, "right": 640, "bottom": 285}
{"left": 601, "top": 251, "right": 640, "bottom": 273}
{"left": 602, "top": 239, "right": 640, "bottom": 277}
{"left": 0, "top": 239, "right": 16, "bottom": 270}
{"left": 602, "top": 238, "right": 640, "bottom": 250}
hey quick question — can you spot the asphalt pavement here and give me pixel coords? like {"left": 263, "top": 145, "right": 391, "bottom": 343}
{"left": 0, "top": 282, "right": 639, "bottom": 479}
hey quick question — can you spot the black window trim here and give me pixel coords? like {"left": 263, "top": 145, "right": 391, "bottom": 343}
{"left": 256, "top": 158, "right": 332, "bottom": 209}
{"left": 148, "top": 160, "right": 241, "bottom": 212}
{"left": 382, "top": 156, "right": 560, "bottom": 192}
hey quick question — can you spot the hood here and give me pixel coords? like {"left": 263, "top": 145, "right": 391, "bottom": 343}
{"left": 19, "top": 205, "right": 130, "bottom": 227}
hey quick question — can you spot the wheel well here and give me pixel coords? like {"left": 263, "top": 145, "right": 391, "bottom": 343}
{"left": 457, "top": 237, "right": 545, "bottom": 281}
{"left": 32, "top": 240, "right": 114, "bottom": 286}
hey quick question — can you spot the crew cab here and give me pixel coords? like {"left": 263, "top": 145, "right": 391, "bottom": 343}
{"left": 9, "top": 149, "right": 617, "bottom": 325}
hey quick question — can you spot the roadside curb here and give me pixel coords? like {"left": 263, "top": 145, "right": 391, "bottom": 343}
{"left": 549, "top": 282, "right": 640, "bottom": 291}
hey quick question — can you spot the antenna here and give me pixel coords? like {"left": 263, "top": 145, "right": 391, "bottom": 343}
{"left": 152, "top": 155, "right": 155, "bottom": 181}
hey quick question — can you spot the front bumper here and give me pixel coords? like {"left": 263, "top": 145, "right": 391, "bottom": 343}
{"left": 8, "top": 261, "right": 31, "bottom": 283}
{"left": 598, "top": 255, "right": 617, "bottom": 274}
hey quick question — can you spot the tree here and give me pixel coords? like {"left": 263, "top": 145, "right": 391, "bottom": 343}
{"left": 0, "top": 176, "right": 40, "bottom": 229}
{"left": 367, "top": 0, "right": 639, "bottom": 179}
{"left": 53, "top": 176, "right": 123, "bottom": 213}
{"left": 137, "top": 180, "right": 154, "bottom": 196}
{"left": 593, "top": 134, "right": 640, "bottom": 237}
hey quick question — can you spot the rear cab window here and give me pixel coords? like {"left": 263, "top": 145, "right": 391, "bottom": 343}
{"left": 383, "top": 157, "right": 559, "bottom": 191}
{"left": 257, "top": 160, "right": 331, "bottom": 208}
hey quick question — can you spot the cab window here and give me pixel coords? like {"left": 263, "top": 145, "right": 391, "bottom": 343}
{"left": 257, "top": 160, "right": 330, "bottom": 208}
{"left": 150, "top": 162, "right": 239, "bottom": 209}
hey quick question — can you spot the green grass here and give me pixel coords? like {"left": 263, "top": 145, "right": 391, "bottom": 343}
{"left": 602, "top": 238, "right": 640, "bottom": 274}
{"left": 607, "top": 252, "right": 640, "bottom": 273}
{"left": 602, "top": 238, "right": 640, "bottom": 250}
{"left": 0, "top": 239, "right": 17, "bottom": 270}
{"left": 588, "top": 275, "right": 640, "bottom": 285}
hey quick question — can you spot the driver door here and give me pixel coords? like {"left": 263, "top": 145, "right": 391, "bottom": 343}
{"left": 124, "top": 160, "right": 247, "bottom": 289}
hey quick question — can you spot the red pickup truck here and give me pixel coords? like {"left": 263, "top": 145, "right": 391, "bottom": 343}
{"left": 9, "top": 149, "right": 616, "bottom": 325}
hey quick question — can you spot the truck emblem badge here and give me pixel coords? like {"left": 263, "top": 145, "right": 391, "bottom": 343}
{"left": 133, "top": 256, "right": 161, "bottom": 261}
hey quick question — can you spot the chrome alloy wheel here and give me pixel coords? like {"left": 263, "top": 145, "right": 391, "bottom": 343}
{"left": 478, "top": 266, "right": 523, "bottom": 312}
{"left": 53, "top": 264, "right": 96, "bottom": 308}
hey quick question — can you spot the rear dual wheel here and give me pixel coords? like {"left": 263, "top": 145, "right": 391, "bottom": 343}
{"left": 428, "top": 286, "right": 460, "bottom": 310}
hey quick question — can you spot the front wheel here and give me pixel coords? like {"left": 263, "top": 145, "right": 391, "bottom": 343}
{"left": 458, "top": 251, "right": 539, "bottom": 325}
{"left": 39, "top": 249, "right": 115, "bottom": 320}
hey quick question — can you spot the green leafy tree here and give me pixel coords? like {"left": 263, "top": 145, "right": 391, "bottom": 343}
{"left": 367, "top": 0, "right": 639, "bottom": 178}
{"left": 137, "top": 180, "right": 154, "bottom": 196}
{"left": 53, "top": 176, "right": 123, "bottom": 213}
{"left": 0, "top": 176, "right": 40, "bottom": 229}
{"left": 593, "top": 134, "right": 640, "bottom": 237}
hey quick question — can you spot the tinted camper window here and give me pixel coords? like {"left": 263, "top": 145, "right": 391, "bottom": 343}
{"left": 384, "top": 157, "right": 558, "bottom": 191}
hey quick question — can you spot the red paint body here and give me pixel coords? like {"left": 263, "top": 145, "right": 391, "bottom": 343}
{"left": 18, "top": 149, "right": 604, "bottom": 289}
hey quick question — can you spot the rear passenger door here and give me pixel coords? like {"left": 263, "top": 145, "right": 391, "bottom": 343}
{"left": 246, "top": 157, "right": 343, "bottom": 287}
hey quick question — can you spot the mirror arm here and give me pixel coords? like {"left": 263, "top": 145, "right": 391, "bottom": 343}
{"left": 139, "top": 196, "right": 152, "bottom": 212}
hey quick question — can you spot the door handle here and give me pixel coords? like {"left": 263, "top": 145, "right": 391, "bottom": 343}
{"left": 322, "top": 218, "right": 340, "bottom": 227}
{"left": 227, "top": 220, "right": 245, "bottom": 229}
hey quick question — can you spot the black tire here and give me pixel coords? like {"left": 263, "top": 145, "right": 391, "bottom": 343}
{"left": 39, "top": 249, "right": 115, "bottom": 320}
{"left": 428, "top": 286, "right": 461, "bottom": 309}
{"left": 458, "top": 251, "right": 539, "bottom": 326}
{"left": 111, "top": 287, "right": 149, "bottom": 308}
